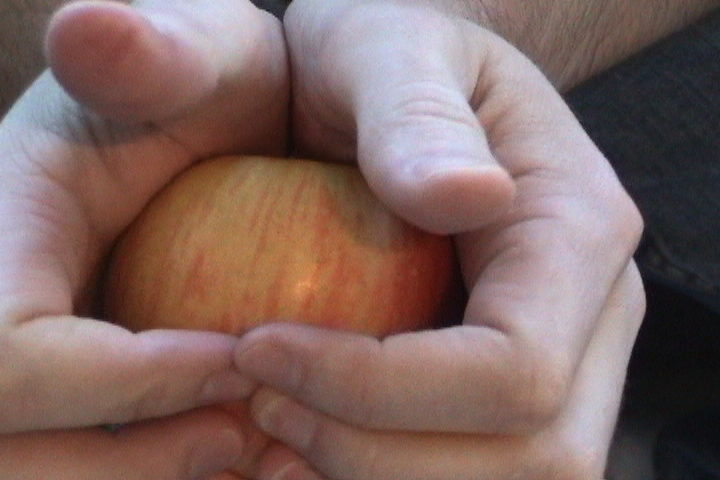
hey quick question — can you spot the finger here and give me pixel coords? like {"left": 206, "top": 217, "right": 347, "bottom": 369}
{"left": 235, "top": 322, "right": 545, "bottom": 434}
{"left": 0, "top": 407, "right": 247, "bottom": 480}
{"left": 45, "top": 0, "right": 287, "bottom": 126}
{"left": 246, "top": 264, "right": 645, "bottom": 480}
{"left": 286, "top": 3, "right": 515, "bottom": 234}
{"left": 237, "top": 17, "right": 643, "bottom": 436}
{"left": 234, "top": 250, "right": 641, "bottom": 438}
{"left": 214, "top": 402, "right": 326, "bottom": 480}
{"left": 549, "top": 263, "right": 646, "bottom": 463}
{"left": 2, "top": 0, "right": 289, "bottom": 298}
{"left": 454, "top": 24, "right": 644, "bottom": 427}
{"left": 0, "top": 0, "right": 288, "bottom": 440}
{"left": 286, "top": 2, "right": 641, "bottom": 437}
{"left": 0, "top": 319, "right": 256, "bottom": 433}
{"left": 252, "top": 442, "right": 328, "bottom": 480}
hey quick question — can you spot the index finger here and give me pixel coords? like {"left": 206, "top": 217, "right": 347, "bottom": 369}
{"left": 0, "top": 318, "right": 255, "bottom": 433}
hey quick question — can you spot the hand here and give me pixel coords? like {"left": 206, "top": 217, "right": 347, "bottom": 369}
{"left": 0, "top": 0, "right": 291, "bottom": 477}
{"left": 231, "top": 1, "right": 646, "bottom": 479}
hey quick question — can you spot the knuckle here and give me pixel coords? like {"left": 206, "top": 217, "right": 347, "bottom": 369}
{"left": 354, "top": 441, "right": 383, "bottom": 480}
{"left": 389, "top": 83, "right": 480, "bottom": 133}
{"left": 115, "top": 382, "right": 172, "bottom": 424}
{"left": 482, "top": 342, "right": 572, "bottom": 432}
{"left": 0, "top": 332, "right": 46, "bottom": 432}
{"left": 306, "top": 336, "right": 386, "bottom": 429}
{"left": 298, "top": 410, "right": 326, "bottom": 457}
{"left": 509, "top": 352, "right": 572, "bottom": 429}
{"left": 101, "top": 365, "right": 174, "bottom": 424}
{"left": 626, "top": 263, "right": 648, "bottom": 322}
{"left": 294, "top": 414, "right": 352, "bottom": 476}
{"left": 461, "top": 333, "right": 571, "bottom": 433}
{"left": 337, "top": 385, "right": 376, "bottom": 428}
{"left": 328, "top": 354, "right": 382, "bottom": 429}
{"left": 550, "top": 159, "right": 643, "bottom": 263}
{"left": 584, "top": 175, "right": 644, "bottom": 257}
{"left": 609, "top": 187, "right": 644, "bottom": 252}
{"left": 305, "top": 425, "right": 382, "bottom": 480}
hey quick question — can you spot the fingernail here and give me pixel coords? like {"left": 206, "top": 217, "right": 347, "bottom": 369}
{"left": 252, "top": 390, "right": 316, "bottom": 452}
{"left": 187, "top": 428, "right": 244, "bottom": 479}
{"left": 198, "top": 371, "right": 256, "bottom": 404}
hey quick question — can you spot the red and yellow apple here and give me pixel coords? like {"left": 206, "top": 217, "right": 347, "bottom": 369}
{"left": 103, "top": 155, "right": 462, "bottom": 337}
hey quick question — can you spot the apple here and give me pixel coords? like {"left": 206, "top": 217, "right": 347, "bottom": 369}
{"left": 103, "top": 155, "right": 462, "bottom": 337}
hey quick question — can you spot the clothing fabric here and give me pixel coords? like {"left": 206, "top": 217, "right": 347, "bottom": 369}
{"left": 567, "top": 11, "right": 720, "bottom": 480}
{"left": 655, "top": 406, "right": 720, "bottom": 480}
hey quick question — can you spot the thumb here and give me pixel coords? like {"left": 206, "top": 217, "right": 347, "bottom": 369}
{"left": 300, "top": 4, "right": 515, "bottom": 234}
{"left": 356, "top": 71, "right": 515, "bottom": 235}
{"left": 44, "top": 0, "right": 284, "bottom": 124}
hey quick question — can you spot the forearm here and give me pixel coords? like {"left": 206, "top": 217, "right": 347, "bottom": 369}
{"left": 463, "top": 0, "right": 720, "bottom": 89}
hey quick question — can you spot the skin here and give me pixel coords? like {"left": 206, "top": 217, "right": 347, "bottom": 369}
{"left": 0, "top": 0, "right": 284, "bottom": 116}
{"left": 454, "top": 0, "right": 720, "bottom": 90}
{"left": 0, "top": 0, "right": 100, "bottom": 116}
{"left": 0, "top": 1, "right": 288, "bottom": 478}
{"left": 0, "top": 0, "right": 716, "bottom": 478}
{"left": 237, "top": 1, "right": 646, "bottom": 478}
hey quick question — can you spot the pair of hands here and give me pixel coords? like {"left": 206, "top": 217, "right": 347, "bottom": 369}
{"left": 0, "top": 0, "right": 645, "bottom": 478}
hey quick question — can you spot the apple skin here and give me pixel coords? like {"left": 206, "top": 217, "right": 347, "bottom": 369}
{"left": 104, "top": 155, "right": 462, "bottom": 337}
